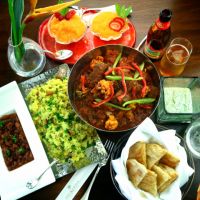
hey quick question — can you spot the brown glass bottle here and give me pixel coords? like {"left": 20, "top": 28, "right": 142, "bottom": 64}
{"left": 144, "top": 9, "right": 172, "bottom": 61}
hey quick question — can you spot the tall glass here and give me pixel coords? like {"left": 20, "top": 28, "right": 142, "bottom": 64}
{"left": 7, "top": 37, "right": 46, "bottom": 77}
{"left": 185, "top": 117, "right": 200, "bottom": 158}
{"left": 159, "top": 37, "right": 192, "bottom": 76}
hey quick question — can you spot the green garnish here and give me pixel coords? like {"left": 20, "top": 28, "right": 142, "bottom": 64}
{"left": 95, "top": 99, "right": 131, "bottom": 111}
{"left": 112, "top": 51, "right": 122, "bottom": 75}
{"left": 3, "top": 136, "right": 8, "bottom": 142}
{"left": 106, "top": 75, "right": 142, "bottom": 81}
{"left": 12, "top": 135, "right": 17, "bottom": 143}
{"left": 115, "top": 3, "right": 133, "bottom": 18}
{"left": 58, "top": 0, "right": 69, "bottom": 16}
{"left": 134, "top": 62, "right": 145, "bottom": 79}
{"left": 0, "top": 120, "right": 4, "bottom": 127}
{"left": 6, "top": 149, "right": 11, "bottom": 157}
{"left": 17, "top": 146, "right": 25, "bottom": 154}
{"left": 122, "top": 98, "right": 155, "bottom": 107}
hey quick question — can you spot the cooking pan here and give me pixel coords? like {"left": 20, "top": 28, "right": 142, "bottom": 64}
{"left": 68, "top": 37, "right": 161, "bottom": 133}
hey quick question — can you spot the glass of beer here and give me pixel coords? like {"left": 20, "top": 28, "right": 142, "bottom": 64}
{"left": 159, "top": 37, "right": 193, "bottom": 76}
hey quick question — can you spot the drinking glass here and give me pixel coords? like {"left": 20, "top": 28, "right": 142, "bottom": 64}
{"left": 159, "top": 37, "right": 193, "bottom": 76}
{"left": 185, "top": 117, "right": 200, "bottom": 158}
{"left": 7, "top": 37, "right": 46, "bottom": 77}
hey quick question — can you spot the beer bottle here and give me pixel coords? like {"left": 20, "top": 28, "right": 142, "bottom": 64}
{"left": 144, "top": 9, "right": 172, "bottom": 60}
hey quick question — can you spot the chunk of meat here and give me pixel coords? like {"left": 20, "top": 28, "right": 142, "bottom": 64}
{"left": 88, "top": 63, "right": 109, "bottom": 88}
{"left": 90, "top": 56, "right": 104, "bottom": 69}
{"left": 104, "top": 49, "right": 119, "bottom": 64}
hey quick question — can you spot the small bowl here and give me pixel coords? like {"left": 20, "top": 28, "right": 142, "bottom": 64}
{"left": 157, "top": 77, "right": 200, "bottom": 123}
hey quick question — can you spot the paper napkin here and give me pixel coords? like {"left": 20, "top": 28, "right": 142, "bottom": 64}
{"left": 112, "top": 117, "right": 194, "bottom": 200}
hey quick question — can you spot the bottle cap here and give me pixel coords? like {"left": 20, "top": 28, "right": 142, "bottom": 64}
{"left": 159, "top": 9, "right": 172, "bottom": 22}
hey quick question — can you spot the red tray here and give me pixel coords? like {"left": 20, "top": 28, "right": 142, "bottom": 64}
{"left": 38, "top": 17, "right": 136, "bottom": 64}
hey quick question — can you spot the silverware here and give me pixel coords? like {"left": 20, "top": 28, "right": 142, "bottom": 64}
{"left": 26, "top": 160, "right": 58, "bottom": 189}
{"left": 81, "top": 140, "right": 115, "bottom": 200}
{"left": 135, "top": 35, "right": 147, "bottom": 51}
{"left": 43, "top": 49, "right": 73, "bottom": 60}
{"left": 56, "top": 163, "right": 97, "bottom": 200}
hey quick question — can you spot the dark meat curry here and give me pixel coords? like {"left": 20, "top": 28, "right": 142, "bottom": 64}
{"left": 74, "top": 48, "right": 160, "bottom": 131}
{"left": 0, "top": 113, "right": 34, "bottom": 171}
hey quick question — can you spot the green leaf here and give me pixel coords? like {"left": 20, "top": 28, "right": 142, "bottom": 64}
{"left": 115, "top": 3, "right": 132, "bottom": 18}
{"left": 8, "top": 0, "right": 17, "bottom": 44}
{"left": 125, "top": 6, "right": 132, "bottom": 17}
{"left": 8, "top": 0, "right": 25, "bottom": 63}
{"left": 115, "top": 3, "right": 121, "bottom": 16}
{"left": 121, "top": 5, "right": 126, "bottom": 18}
{"left": 58, "top": 0, "right": 69, "bottom": 16}
{"left": 13, "top": 0, "right": 24, "bottom": 43}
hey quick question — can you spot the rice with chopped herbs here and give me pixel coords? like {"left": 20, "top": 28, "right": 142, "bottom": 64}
{"left": 26, "top": 77, "right": 97, "bottom": 166}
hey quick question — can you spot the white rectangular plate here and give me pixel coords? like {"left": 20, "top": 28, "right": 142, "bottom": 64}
{"left": 0, "top": 81, "right": 55, "bottom": 200}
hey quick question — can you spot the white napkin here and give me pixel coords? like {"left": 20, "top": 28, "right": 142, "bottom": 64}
{"left": 112, "top": 117, "right": 194, "bottom": 200}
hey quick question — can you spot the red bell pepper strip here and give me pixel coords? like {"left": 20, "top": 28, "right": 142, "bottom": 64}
{"left": 104, "top": 67, "right": 128, "bottom": 102}
{"left": 80, "top": 75, "right": 87, "bottom": 93}
{"left": 132, "top": 87, "right": 136, "bottom": 98}
{"left": 131, "top": 62, "right": 147, "bottom": 97}
{"left": 92, "top": 84, "right": 114, "bottom": 107}
{"left": 104, "top": 67, "right": 115, "bottom": 76}
{"left": 140, "top": 104, "right": 153, "bottom": 109}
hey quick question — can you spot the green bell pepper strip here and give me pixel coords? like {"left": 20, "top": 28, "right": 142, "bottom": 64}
{"left": 105, "top": 75, "right": 142, "bottom": 81}
{"left": 122, "top": 98, "right": 155, "bottom": 107}
{"left": 112, "top": 51, "right": 122, "bottom": 75}
{"left": 94, "top": 99, "right": 131, "bottom": 111}
{"left": 134, "top": 62, "right": 144, "bottom": 79}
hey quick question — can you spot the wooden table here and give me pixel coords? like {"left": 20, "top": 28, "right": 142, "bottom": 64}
{"left": 0, "top": 0, "right": 200, "bottom": 199}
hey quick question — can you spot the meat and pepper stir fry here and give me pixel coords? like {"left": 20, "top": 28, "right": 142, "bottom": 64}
{"left": 0, "top": 113, "right": 34, "bottom": 171}
{"left": 74, "top": 48, "right": 160, "bottom": 131}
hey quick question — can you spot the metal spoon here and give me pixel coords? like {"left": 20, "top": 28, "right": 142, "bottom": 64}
{"left": 43, "top": 49, "right": 73, "bottom": 60}
{"left": 26, "top": 160, "right": 58, "bottom": 189}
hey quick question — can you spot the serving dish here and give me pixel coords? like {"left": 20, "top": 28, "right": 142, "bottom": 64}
{"left": 0, "top": 81, "right": 55, "bottom": 200}
{"left": 157, "top": 77, "right": 200, "bottom": 124}
{"left": 110, "top": 124, "right": 195, "bottom": 200}
{"left": 18, "top": 64, "right": 107, "bottom": 179}
{"left": 68, "top": 45, "right": 160, "bottom": 132}
{"left": 38, "top": 10, "right": 136, "bottom": 64}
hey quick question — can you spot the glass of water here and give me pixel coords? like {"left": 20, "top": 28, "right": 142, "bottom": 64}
{"left": 7, "top": 37, "right": 46, "bottom": 77}
{"left": 185, "top": 117, "right": 200, "bottom": 158}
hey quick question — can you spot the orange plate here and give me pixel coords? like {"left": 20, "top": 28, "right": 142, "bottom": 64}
{"left": 38, "top": 17, "right": 136, "bottom": 65}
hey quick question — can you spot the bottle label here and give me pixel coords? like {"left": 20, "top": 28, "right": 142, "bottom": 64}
{"left": 155, "top": 18, "right": 170, "bottom": 30}
{"left": 144, "top": 42, "right": 164, "bottom": 59}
